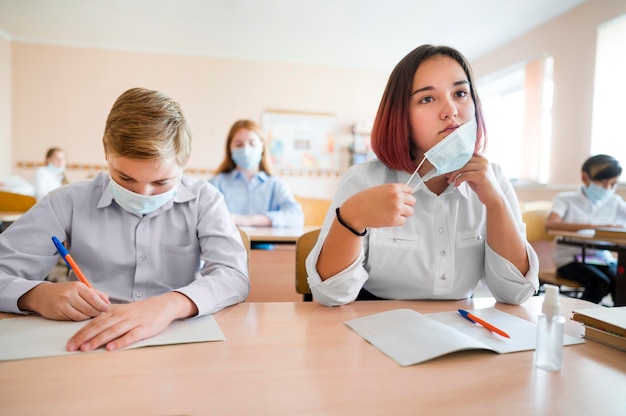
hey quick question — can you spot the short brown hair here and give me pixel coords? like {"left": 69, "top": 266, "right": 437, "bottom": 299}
{"left": 214, "top": 119, "right": 273, "bottom": 175}
{"left": 103, "top": 88, "right": 191, "bottom": 167}
{"left": 371, "top": 45, "right": 487, "bottom": 173}
{"left": 582, "top": 154, "right": 622, "bottom": 180}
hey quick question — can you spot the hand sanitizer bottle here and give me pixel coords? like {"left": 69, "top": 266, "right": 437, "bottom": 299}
{"left": 534, "top": 284, "right": 565, "bottom": 371}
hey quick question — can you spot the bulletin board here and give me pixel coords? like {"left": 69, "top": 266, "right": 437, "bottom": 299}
{"left": 261, "top": 110, "right": 337, "bottom": 170}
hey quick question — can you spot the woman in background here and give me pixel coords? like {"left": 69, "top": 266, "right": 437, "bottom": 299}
{"left": 546, "top": 154, "right": 625, "bottom": 304}
{"left": 32, "top": 147, "right": 68, "bottom": 200}
{"left": 210, "top": 119, "right": 303, "bottom": 228}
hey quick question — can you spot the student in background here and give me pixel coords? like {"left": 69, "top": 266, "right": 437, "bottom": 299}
{"left": 210, "top": 119, "right": 304, "bottom": 228}
{"left": 32, "top": 147, "right": 69, "bottom": 200}
{"left": 0, "top": 87, "right": 249, "bottom": 351}
{"left": 306, "top": 44, "right": 539, "bottom": 306}
{"left": 546, "top": 154, "right": 625, "bottom": 304}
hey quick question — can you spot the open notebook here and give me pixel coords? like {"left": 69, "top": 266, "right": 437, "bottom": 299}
{"left": 0, "top": 314, "right": 225, "bottom": 361}
{"left": 345, "top": 308, "right": 583, "bottom": 366}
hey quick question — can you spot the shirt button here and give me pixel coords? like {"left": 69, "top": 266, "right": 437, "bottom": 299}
{"left": 440, "top": 274, "right": 446, "bottom": 280}
{"left": 139, "top": 255, "right": 146, "bottom": 261}
{"left": 437, "top": 204, "right": 442, "bottom": 209}
{"left": 136, "top": 291, "right": 142, "bottom": 297}
{"left": 438, "top": 227, "right": 444, "bottom": 233}
{"left": 440, "top": 250, "right": 446, "bottom": 256}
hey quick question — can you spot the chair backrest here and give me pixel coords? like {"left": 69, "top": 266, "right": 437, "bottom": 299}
{"left": 295, "top": 196, "right": 332, "bottom": 227}
{"left": 238, "top": 227, "right": 251, "bottom": 271}
{"left": 295, "top": 228, "right": 320, "bottom": 300}
{"left": 521, "top": 208, "right": 552, "bottom": 242}
{"left": 0, "top": 191, "right": 37, "bottom": 213}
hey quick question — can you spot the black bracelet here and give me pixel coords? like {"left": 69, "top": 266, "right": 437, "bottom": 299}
{"left": 335, "top": 207, "right": 367, "bottom": 236}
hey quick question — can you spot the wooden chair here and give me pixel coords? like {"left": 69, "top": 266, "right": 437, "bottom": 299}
{"left": 521, "top": 206, "right": 584, "bottom": 297}
{"left": 295, "top": 196, "right": 332, "bottom": 227}
{"left": 0, "top": 191, "right": 37, "bottom": 233}
{"left": 0, "top": 190, "right": 36, "bottom": 212}
{"left": 295, "top": 228, "right": 320, "bottom": 301}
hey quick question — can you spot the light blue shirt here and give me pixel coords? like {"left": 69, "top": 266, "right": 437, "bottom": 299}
{"left": 306, "top": 159, "right": 539, "bottom": 306}
{"left": 0, "top": 172, "right": 249, "bottom": 315}
{"left": 550, "top": 188, "right": 626, "bottom": 268}
{"left": 209, "top": 170, "right": 304, "bottom": 228}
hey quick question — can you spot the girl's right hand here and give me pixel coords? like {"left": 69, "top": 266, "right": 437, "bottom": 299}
{"left": 340, "top": 183, "right": 416, "bottom": 230}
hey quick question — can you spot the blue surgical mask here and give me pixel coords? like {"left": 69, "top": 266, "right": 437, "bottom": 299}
{"left": 584, "top": 183, "right": 615, "bottom": 204}
{"left": 232, "top": 146, "right": 263, "bottom": 170}
{"left": 47, "top": 163, "right": 66, "bottom": 174}
{"left": 407, "top": 118, "right": 477, "bottom": 192}
{"left": 109, "top": 177, "right": 178, "bottom": 216}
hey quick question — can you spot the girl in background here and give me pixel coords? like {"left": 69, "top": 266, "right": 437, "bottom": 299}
{"left": 32, "top": 147, "right": 68, "bottom": 200}
{"left": 210, "top": 119, "right": 303, "bottom": 228}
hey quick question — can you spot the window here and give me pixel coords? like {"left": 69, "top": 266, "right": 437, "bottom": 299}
{"left": 591, "top": 14, "right": 626, "bottom": 168}
{"left": 478, "top": 57, "right": 553, "bottom": 183}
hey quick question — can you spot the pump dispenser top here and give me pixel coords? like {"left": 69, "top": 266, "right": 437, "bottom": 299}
{"left": 542, "top": 284, "right": 561, "bottom": 317}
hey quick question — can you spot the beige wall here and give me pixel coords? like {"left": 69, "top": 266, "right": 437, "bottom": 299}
{"left": 473, "top": 0, "right": 626, "bottom": 189}
{"left": 8, "top": 44, "right": 388, "bottom": 197}
{"left": 3, "top": 0, "right": 626, "bottom": 202}
{"left": 0, "top": 32, "right": 10, "bottom": 177}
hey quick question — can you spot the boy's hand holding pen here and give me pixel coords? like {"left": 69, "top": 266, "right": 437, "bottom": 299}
{"left": 51, "top": 236, "right": 111, "bottom": 310}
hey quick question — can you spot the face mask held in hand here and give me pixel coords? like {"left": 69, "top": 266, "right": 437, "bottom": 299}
{"left": 407, "top": 118, "right": 477, "bottom": 193}
{"left": 109, "top": 177, "right": 178, "bottom": 216}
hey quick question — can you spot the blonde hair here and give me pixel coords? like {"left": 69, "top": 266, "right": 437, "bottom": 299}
{"left": 103, "top": 88, "right": 191, "bottom": 167}
{"left": 214, "top": 119, "right": 273, "bottom": 175}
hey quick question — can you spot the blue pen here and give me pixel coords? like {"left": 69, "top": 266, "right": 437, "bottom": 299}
{"left": 51, "top": 236, "right": 93, "bottom": 288}
{"left": 458, "top": 309, "right": 511, "bottom": 338}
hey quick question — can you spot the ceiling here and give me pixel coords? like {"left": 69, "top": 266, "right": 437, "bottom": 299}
{"left": 0, "top": 0, "right": 586, "bottom": 71}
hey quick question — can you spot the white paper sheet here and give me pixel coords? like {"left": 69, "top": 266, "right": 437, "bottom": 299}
{"left": 0, "top": 314, "right": 225, "bottom": 361}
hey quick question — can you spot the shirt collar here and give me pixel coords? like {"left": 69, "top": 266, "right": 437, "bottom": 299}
{"left": 232, "top": 169, "right": 269, "bottom": 183}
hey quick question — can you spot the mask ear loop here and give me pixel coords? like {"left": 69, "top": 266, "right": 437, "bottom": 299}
{"left": 406, "top": 156, "right": 427, "bottom": 193}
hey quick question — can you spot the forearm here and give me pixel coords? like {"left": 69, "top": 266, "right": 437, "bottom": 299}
{"left": 162, "top": 291, "right": 199, "bottom": 320}
{"left": 316, "top": 219, "right": 363, "bottom": 280}
{"left": 486, "top": 198, "right": 530, "bottom": 275}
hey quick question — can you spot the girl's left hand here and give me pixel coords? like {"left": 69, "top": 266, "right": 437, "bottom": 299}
{"left": 446, "top": 154, "right": 503, "bottom": 206}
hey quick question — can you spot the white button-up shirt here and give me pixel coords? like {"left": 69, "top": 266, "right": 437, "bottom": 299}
{"left": 306, "top": 159, "right": 539, "bottom": 306}
{"left": 0, "top": 173, "right": 249, "bottom": 315}
{"left": 550, "top": 188, "right": 626, "bottom": 268}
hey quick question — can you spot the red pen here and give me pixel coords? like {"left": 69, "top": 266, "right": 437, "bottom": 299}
{"left": 458, "top": 309, "right": 511, "bottom": 338}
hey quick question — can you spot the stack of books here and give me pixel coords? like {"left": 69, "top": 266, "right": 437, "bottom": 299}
{"left": 571, "top": 307, "right": 626, "bottom": 352}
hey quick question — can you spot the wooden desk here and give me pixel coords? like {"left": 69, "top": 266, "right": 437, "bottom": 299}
{"left": 550, "top": 229, "right": 626, "bottom": 306}
{"left": 1, "top": 297, "right": 624, "bottom": 415}
{"left": 240, "top": 225, "right": 319, "bottom": 244}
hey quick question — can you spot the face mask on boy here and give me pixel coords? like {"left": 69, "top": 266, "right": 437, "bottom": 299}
{"left": 109, "top": 177, "right": 178, "bottom": 216}
{"left": 407, "top": 117, "right": 477, "bottom": 193}
{"left": 584, "top": 182, "right": 615, "bottom": 204}
{"left": 232, "top": 146, "right": 263, "bottom": 170}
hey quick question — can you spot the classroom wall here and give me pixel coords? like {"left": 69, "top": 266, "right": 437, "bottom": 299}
{"left": 0, "top": 31, "right": 10, "bottom": 178}
{"left": 8, "top": 43, "right": 388, "bottom": 198}
{"left": 3, "top": 0, "right": 626, "bottom": 202}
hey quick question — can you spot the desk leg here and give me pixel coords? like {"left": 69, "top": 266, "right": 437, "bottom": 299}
{"left": 616, "top": 248, "right": 626, "bottom": 307}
